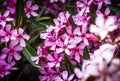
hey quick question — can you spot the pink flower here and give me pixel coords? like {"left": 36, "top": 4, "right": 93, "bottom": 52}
{"left": 93, "top": 0, "right": 111, "bottom": 9}
{"left": 0, "top": 25, "right": 16, "bottom": 42}
{"left": 31, "top": 46, "right": 48, "bottom": 64}
{"left": 39, "top": 68, "right": 57, "bottom": 81}
{"left": 14, "top": 28, "right": 30, "bottom": 47}
{"left": 55, "top": 71, "right": 74, "bottom": 81}
{"left": 2, "top": 41, "right": 23, "bottom": 62}
{"left": 72, "top": 13, "right": 90, "bottom": 26}
{"left": 56, "top": 36, "right": 75, "bottom": 55}
{"left": 0, "top": 61, "right": 17, "bottom": 78}
{"left": 0, "top": 10, "right": 13, "bottom": 27}
{"left": 24, "top": 1, "right": 38, "bottom": 18}
{"left": 57, "top": 11, "right": 70, "bottom": 23}
{"left": 47, "top": 53, "right": 62, "bottom": 67}
{"left": 90, "top": 15, "right": 118, "bottom": 40}
{"left": 76, "top": 0, "right": 93, "bottom": 14}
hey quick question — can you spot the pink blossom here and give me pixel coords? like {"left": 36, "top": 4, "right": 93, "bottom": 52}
{"left": 0, "top": 61, "right": 16, "bottom": 78}
{"left": 56, "top": 35, "right": 75, "bottom": 55}
{"left": 93, "top": 0, "right": 111, "bottom": 9}
{"left": 13, "top": 28, "right": 30, "bottom": 47}
{"left": 76, "top": 0, "right": 93, "bottom": 14}
{"left": 57, "top": 11, "right": 70, "bottom": 23}
{"left": 47, "top": 53, "right": 62, "bottom": 67}
{"left": 72, "top": 13, "right": 90, "bottom": 26}
{"left": 0, "top": 25, "right": 16, "bottom": 42}
{"left": 2, "top": 41, "right": 23, "bottom": 62}
{"left": 39, "top": 68, "right": 58, "bottom": 81}
{"left": 24, "top": 1, "right": 38, "bottom": 18}
{"left": 0, "top": 10, "right": 13, "bottom": 27}
{"left": 55, "top": 71, "right": 74, "bottom": 81}
{"left": 90, "top": 15, "right": 118, "bottom": 40}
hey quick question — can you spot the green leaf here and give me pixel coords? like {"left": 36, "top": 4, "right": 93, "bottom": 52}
{"left": 22, "top": 43, "right": 41, "bottom": 68}
{"left": 64, "top": 55, "right": 73, "bottom": 74}
{"left": 105, "top": 5, "right": 120, "bottom": 14}
{"left": 83, "top": 46, "right": 90, "bottom": 60}
{"left": 36, "top": 17, "right": 51, "bottom": 21}
{"left": 15, "top": 0, "right": 24, "bottom": 28}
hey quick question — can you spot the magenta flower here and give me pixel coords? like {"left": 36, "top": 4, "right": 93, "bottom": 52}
{"left": 0, "top": 10, "right": 13, "bottom": 27}
{"left": 1, "top": 25, "right": 16, "bottom": 42}
{"left": 0, "top": 61, "right": 16, "bottom": 78}
{"left": 47, "top": 53, "right": 62, "bottom": 67}
{"left": 14, "top": 28, "right": 30, "bottom": 47}
{"left": 24, "top": 1, "right": 38, "bottom": 18}
{"left": 2, "top": 41, "right": 23, "bottom": 62}
{"left": 39, "top": 68, "right": 57, "bottom": 81}
{"left": 55, "top": 71, "right": 74, "bottom": 81}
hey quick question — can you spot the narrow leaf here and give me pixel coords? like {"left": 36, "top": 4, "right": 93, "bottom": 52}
{"left": 64, "top": 55, "right": 73, "bottom": 74}
{"left": 83, "top": 46, "right": 90, "bottom": 60}
{"left": 15, "top": 0, "right": 24, "bottom": 28}
{"left": 22, "top": 43, "right": 41, "bottom": 68}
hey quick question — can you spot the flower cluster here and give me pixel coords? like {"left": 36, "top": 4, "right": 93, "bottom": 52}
{"left": 31, "top": 0, "right": 120, "bottom": 81}
{"left": 0, "top": 0, "right": 39, "bottom": 78}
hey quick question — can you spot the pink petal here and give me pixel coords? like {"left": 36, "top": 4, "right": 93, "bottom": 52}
{"left": 47, "top": 54, "right": 54, "bottom": 61}
{"left": 8, "top": 54, "right": 12, "bottom": 62}
{"left": 62, "top": 71, "right": 68, "bottom": 79}
{"left": 0, "top": 30, "right": 5, "bottom": 36}
{"left": 9, "top": 40, "right": 19, "bottom": 48}
{"left": 68, "top": 74, "right": 74, "bottom": 80}
{"left": 48, "top": 62, "right": 55, "bottom": 67}
{"left": 13, "top": 53, "right": 21, "bottom": 60}
{"left": 26, "top": 1, "right": 32, "bottom": 8}
{"left": 3, "top": 10, "right": 9, "bottom": 17}
{"left": 20, "top": 39, "right": 26, "bottom": 47}
{"left": 6, "top": 18, "right": 13, "bottom": 21}
{"left": 18, "top": 28, "right": 24, "bottom": 34}
{"left": 56, "top": 48, "right": 64, "bottom": 54}
{"left": 95, "top": 16, "right": 104, "bottom": 27}
{"left": 31, "top": 4, "right": 38, "bottom": 10}
{"left": 14, "top": 45, "right": 23, "bottom": 51}
{"left": 31, "top": 11, "right": 38, "bottom": 17}
{"left": 23, "top": 34, "right": 30, "bottom": 40}
{"left": 75, "top": 53, "right": 80, "bottom": 63}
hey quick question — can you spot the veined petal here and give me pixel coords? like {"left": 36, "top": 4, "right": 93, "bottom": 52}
{"left": 26, "top": 1, "right": 32, "bottom": 8}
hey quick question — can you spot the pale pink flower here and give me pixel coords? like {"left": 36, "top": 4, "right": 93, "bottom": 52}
{"left": 2, "top": 41, "right": 23, "bottom": 62}
{"left": 0, "top": 10, "right": 13, "bottom": 27}
{"left": 47, "top": 53, "right": 62, "bottom": 67}
{"left": 90, "top": 15, "right": 118, "bottom": 40}
{"left": 55, "top": 71, "right": 74, "bottom": 81}
{"left": 24, "top": 1, "right": 38, "bottom": 18}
